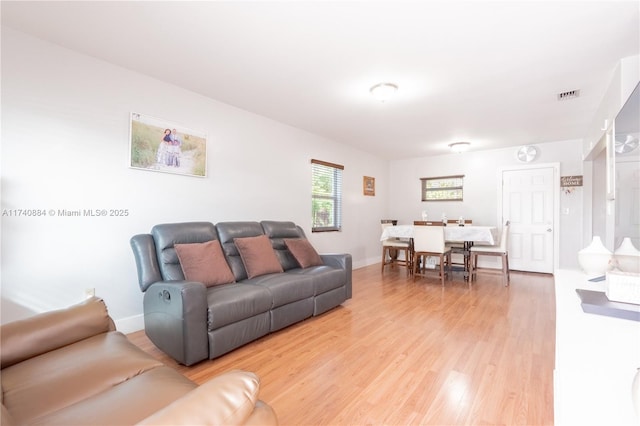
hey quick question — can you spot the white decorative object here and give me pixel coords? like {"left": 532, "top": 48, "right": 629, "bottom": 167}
{"left": 421, "top": 210, "right": 428, "bottom": 221}
{"left": 577, "top": 236, "right": 612, "bottom": 277}
{"left": 516, "top": 145, "right": 538, "bottom": 162}
{"left": 606, "top": 270, "right": 640, "bottom": 304}
{"left": 614, "top": 134, "right": 639, "bottom": 154}
{"left": 614, "top": 238, "right": 640, "bottom": 273}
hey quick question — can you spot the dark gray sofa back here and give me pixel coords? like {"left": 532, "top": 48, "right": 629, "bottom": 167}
{"left": 130, "top": 233, "right": 163, "bottom": 292}
{"left": 216, "top": 221, "right": 265, "bottom": 281}
{"left": 132, "top": 220, "right": 320, "bottom": 292}
{"left": 152, "top": 222, "right": 218, "bottom": 281}
{"left": 260, "top": 221, "right": 306, "bottom": 271}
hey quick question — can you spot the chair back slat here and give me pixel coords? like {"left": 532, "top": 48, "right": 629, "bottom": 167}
{"left": 413, "top": 225, "right": 446, "bottom": 253}
{"left": 499, "top": 221, "right": 510, "bottom": 250}
{"left": 413, "top": 221, "right": 444, "bottom": 226}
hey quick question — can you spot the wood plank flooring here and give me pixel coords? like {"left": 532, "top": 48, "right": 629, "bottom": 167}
{"left": 128, "top": 264, "right": 556, "bottom": 425}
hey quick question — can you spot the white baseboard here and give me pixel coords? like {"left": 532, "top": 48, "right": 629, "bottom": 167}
{"left": 115, "top": 313, "right": 144, "bottom": 334}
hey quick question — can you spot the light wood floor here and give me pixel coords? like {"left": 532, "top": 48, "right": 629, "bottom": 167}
{"left": 128, "top": 264, "right": 556, "bottom": 425}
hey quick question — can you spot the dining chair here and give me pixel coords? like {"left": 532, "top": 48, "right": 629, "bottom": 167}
{"left": 446, "top": 219, "right": 473, "bottom": 225}
{"left": 470, "top": 221, "right": 510, "bottom": 286}
{"left": 445, "top": 219, "right": 473, "bottom": 271}
{"left": 412, "top": 225, "right": 451, "bottom": 286}
{"left": 413, "top": 220, "right": 444, "bottom": 226}
{"left": 381, "top": 221, "right": 411, "bottom": 274}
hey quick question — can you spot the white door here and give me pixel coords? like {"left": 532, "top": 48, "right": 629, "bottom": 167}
{"left": 502, "top": 167, "right": 555, "bottom": 273}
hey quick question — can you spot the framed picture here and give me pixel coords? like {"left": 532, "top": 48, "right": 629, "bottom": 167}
{"left": 363, "top": 176, "right": 375, "bottom": 196}
{"left": 129, "top": 112, "right": 207, "bottom": 177}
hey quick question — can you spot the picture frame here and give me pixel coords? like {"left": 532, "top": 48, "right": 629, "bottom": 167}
{"left": 363, "top": 176, "right": 375, "bottom": 196}
{"left": 129, "top": 112, "right": 207, "bottom": 177}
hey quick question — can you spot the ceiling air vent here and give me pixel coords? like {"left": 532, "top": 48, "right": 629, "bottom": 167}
{"left": 557, "top": 89, "right": 580, "bottom": 101}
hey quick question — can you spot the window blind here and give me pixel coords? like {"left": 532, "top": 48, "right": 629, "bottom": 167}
{"left": 311, "top": 159, "right": 343, "bottom": 232}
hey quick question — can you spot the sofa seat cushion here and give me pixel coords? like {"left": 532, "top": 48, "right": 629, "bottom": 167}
{"left": 2, "top": 331, "right": 188, "bottom": 425}
{"left": 285, "top": 266, "right": 346, "bottom": 295}
{"left": 246, "top": 273, "right": 314, "bottom": 307}
{"left": 29, "top": 367, "right": 195, "bottom": 426}
{"left": 206, "top": 284, "right": 273, "bottom": 330}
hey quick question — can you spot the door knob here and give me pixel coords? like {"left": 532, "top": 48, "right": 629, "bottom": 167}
{"left": 547, "top": 228, "right": 552, "bottom": 232}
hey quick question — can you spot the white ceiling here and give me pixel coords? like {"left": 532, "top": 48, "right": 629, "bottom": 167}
{"left": 2, "top": 1, "right": 639, "bottom": 159}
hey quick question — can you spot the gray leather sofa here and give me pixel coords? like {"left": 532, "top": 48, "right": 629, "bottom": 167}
{"left": 130, "top": 220, "right": 352, "bottom": 366}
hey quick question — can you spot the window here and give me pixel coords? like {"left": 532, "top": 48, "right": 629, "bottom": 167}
{"left": 421, "top": 175, "right": 464, "bottom": 201}
{"left": 311, "top": 159, "right": 343, "bottom": 232}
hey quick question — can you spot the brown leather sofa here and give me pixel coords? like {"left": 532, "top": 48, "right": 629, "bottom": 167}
{"left": 0, "top": 297, "right": 277, "bottom": 425}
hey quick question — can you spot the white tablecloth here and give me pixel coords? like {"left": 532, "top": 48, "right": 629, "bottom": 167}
{"left": 380, "top": 225, "right": 497, "bottom": 245}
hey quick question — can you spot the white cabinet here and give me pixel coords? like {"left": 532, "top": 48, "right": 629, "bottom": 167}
{"left": 554, "top": 269, "right": 640, "bottom": 425}
{"left": 584, "top": 55, "right": 639, "bottom": 159}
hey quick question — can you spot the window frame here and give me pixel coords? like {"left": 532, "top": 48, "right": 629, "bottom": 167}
{"left": 420, "top": 174, "right": 465, "bottom": 202}
{"left": 311, "top": 159, "right": 344, "bottom": 232}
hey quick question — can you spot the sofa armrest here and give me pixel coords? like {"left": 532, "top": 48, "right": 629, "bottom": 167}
{"left": 131, "top": 233, "right": 163, "bottom": 292}
{"left": 143, "top": 281, "right": 209, "bottom": 366}
{"left": 0, "top": 297, "right": 114, "bottom": 369}
{"left": 136, "top": 370, "right": 277, "bottom": 426}
{"left": 320, "top": 253, "right": 353, "bottom": 299}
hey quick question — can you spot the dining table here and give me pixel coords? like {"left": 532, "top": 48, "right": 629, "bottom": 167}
{"left": 380, "top": 224, "right": 498, "bottom": 280}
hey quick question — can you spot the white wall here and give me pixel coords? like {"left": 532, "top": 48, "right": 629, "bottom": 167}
{"left": 389, "top": 139, "right": 585, "bottom": 270}
{"left": 0, "top": 28, "right": 591, "bottom": 333}
{"left": 0, "top": 29, "right": 390, "bottom": 330}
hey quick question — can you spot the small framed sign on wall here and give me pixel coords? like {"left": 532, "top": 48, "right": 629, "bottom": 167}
{"left": 363, "top": 176, "right": 375, "bottom": 196}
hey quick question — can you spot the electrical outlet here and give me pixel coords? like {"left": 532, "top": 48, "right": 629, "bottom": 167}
{"left": 84, "top": 288, "right": 95, "bottom": 299}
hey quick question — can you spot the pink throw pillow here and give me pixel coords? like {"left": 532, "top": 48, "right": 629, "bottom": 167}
{"left": 234, "top": 235, "right": 284, "bottom": 279}
{"left": 284, "top": 238, "right": 324, "bottom": 268}
{"left": 174, "top": 240, "right": 235, "bottom": 287}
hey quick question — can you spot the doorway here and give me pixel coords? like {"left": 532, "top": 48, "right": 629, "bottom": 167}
{"left": 500, "top": 164, "right": 559, "bottom": 273}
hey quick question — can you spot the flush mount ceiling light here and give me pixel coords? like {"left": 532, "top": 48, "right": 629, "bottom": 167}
{"left": 370, "top": 83, "right": 398, "bottom": 102}
{"left": 449, "top": 142, "right": 471, "bottom": 153}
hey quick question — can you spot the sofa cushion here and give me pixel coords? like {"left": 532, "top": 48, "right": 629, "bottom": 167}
{"left": 234, "top": 235, "right": 284, "bottom": 279}
{"left": 30, "top": 367, "right": 195, "bottom": 425}
{"left": 261, "top": 221, "right": 305, "bottom": 270}
{"left": 284, "top": 238, "right": 324, "bottom": 268}
{"left": 286, "top": 266, "right": 346, "bottom": 295}
{"left": 137, "top": 370, "right": 264, "bottom": 426}
{"left": 245, "top": 273, "right": 315, "bottom": 307}
{"left": 216, "top": 221, "right": 265, "bottom": 281}
{"left": 175, "top": 240, "right": 235, "bottom": 287}
{"left": 1, "top": 331, "right": 187, "bottom": 425}
{"left": 151, "top": 222, "right": 218, "bottom": 281}
{"left": 1, "top": 297, "right": 114, "bottom": 369}
{"left": 206, "top": 284, "right": 273, "bottom": 329}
